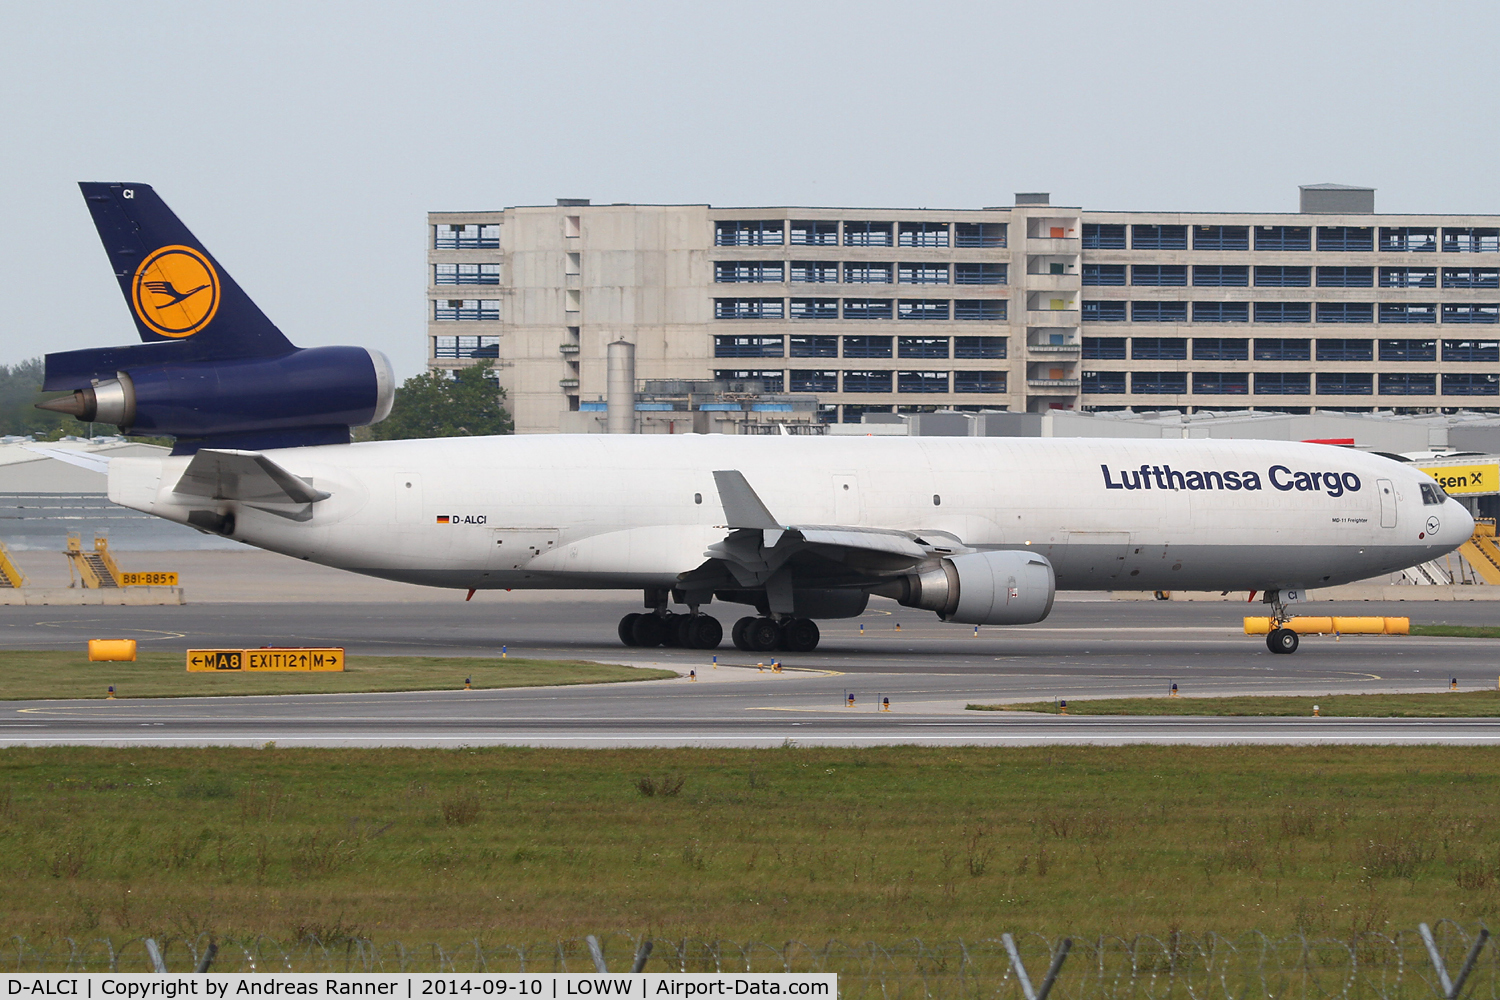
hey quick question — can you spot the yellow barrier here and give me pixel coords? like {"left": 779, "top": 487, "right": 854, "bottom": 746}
{"left": 186, "top": 648, "right": 345, "bottom": 672}
{"left": 88, "top": 639, "right": 137, "bottom": 661}
{"left": 1244, "top": 616, "right": 1409, "bottom": 635}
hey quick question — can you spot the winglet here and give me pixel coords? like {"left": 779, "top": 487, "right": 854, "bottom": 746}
{"left": 713, "top": 470, "right": 780, "bottom": 530}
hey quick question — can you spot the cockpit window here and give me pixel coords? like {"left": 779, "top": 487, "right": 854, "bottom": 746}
{"left": 1420, "top": 482, "right": 1447, "bottom": 506}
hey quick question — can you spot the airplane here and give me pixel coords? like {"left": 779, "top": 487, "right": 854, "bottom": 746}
{"left": 34, "top": 183, "right": 1475, "bottom": 656}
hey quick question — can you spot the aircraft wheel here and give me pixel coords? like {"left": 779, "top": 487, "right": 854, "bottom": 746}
{"left": 1266, "top": 628, "right": 1299, "bottom": 654}
{"left": 631, "top": 614, "right": 666, "bottom": 647}
{"left": 618, "top": 613, "right": 642, "bottom": 647}
{"left": 783, "top": 618, "right": 820, "bottom": 653}
{"left": 688, "top": 615, "right": 723, "bottom": 650}
{"left": 746, "top": 617, "right": 783, "bottom": 652}
{"left": 669, "top": 614, "right": 694, "bottom": 648}
{"left": 732, "top": 617, "right": 756, "bottom": 651}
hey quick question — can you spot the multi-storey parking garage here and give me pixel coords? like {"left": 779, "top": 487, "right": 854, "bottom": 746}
{"left": 428, "top": 186, "right": 1498, "bottom": 434}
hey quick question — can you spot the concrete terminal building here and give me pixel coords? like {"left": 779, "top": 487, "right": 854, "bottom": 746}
{"left": 427, "top": 186, "right": 1499, "bottom": 435}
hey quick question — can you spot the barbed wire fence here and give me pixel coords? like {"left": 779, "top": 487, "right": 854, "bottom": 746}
{"left": 4, "top": 922, "right": 1498, "bottom": 999}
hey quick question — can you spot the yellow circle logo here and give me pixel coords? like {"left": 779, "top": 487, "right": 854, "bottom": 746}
{"left": 131, "top": 245, "right": 220, "bottom": 338}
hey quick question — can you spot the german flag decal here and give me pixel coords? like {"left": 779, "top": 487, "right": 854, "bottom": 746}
{"left": 436, "top": 515, "right": 451, "bottom": 524}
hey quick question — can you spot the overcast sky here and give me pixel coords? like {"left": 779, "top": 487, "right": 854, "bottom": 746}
{"left": 3, "top": 0, "right": 1497, "bottom": 378}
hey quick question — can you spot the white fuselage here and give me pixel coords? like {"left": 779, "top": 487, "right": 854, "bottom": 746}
{"left": 108, "top": 434, "right": 1473, "bottom": 597}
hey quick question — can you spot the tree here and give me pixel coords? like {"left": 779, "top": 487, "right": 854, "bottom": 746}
{"left": 367, "top": 360, "right": 513, "bottom": 440}
{"left": 0, "top": 358, "right": 74, "bottom": 438}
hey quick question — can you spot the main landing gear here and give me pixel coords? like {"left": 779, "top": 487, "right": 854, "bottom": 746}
{"left": 617, "top": 612, "right": 723, "bottom": 650}
{"left": 731, "top": 616, "right": 821, "bottom": 653}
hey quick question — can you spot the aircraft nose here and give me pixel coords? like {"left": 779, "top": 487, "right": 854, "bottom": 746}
{"left": 1451, "top": 500, "right": 1476, "bottom": 542}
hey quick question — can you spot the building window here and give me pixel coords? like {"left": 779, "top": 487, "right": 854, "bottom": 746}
{"left": 1194, "top": 225, "right": 1250, "bottom": 251}
{"left": 1255, "top": 266, "right": 1311, "bottom": 287}
{"left": 715, "top": 220, "right": 783, "bottom": 246}
{"left": 789, "top": 370, "right": 838, "bottom": 392}
{"left": 1316, "top": 226, "right": 1374, "bottom": 252}
{"left": 1131, "top": 225, "right": 1187, "bottom": 250}
{"left": 898, "top": 370, "right": 949, "bottom": 393}
{"left": 789, "top": 220, "right": 838, "bottom": 246}
{"left": 1082, "top": 371, "right": 1127, "bottom": 393}
{"left": 844, "top": 221, "right": 894, "bottom": 247}
{"left": 789, "top": 261, "right": 837, "bottom": 283}
{"left": 898, "top": 263, "right": 950, "bottom": 284}
{"left": 955, "top": 336, "right": 1006, "bottom": 359}
{"left": 1256, "top": 226, "right": 1311, "bottom": 251}
{"left": 954, "top": 262, "right": 1007, "bottom": 285}
{"left": 1255, "top": 372, "right": 1311, "bottom": 394}
{"left": 1132, "top": 265, "right": 1188, "bottom": 286}
{"left": 1193, "top": 265, "right": 1249, "bottom": 287}
{"left": 1193, "top": 301, "right": 1250, "bottom": 323}
{"left": 1443, "top": 228, "right": 1500, "bottom": 253}
{"left": 899, "top": 222, "right": 949, "bottom": 247}
{"left": 1316, "top": 302, "right": 1373, "bottom": 324}
{"left": 715, "top": 297, "right": 784, "bottom": 319}
{"left": 1082, "top": 337, "right": 1127, "bottom": 360}
{"left": 1381, "top": 267, "right": 1438, "bottom": 288}
{"left": 1379, "top": 339, "right": 1437, "bottom": 361}
{"left": 843, "top": 370, "right": 893, "bottom": 393}
{"left": 433, "top": 263, "right": 501, "bottom": 285}
{"left": 842, "top": 262, "right": 893, "bottom": 284}
{"left": 898, "top": 299, "right": 950, "bottom": 321}
{"left": 1318, "top": 372, "right": 1373, "bottom": 395}
{"left": 1444, "top": 268, "right": 1500, "bottom": 288}
{"left": 432, "top": 335, "right": 499, "bottom": 359}
{"left": 1316, "top": 266, "right": 1373, "bottom": 288}
{"left": 715, "top": 261, "right": 784, "bottom": 283}
{"left": 954, "top": 222, "right": 1007, "bottom": 248}
{"left": 1379, "top": 372, "right": 1436, "bottom": 396}
{"left": 433, "top": 299, "right": 500, "bottom": 321}
{"left": 713, "top": 335, "right": 784, "bottom": 358}
{"left": 1083, "top": 264, "right": 1126, "bottom": 286}
{"left": 953, "top": 300, "right": 1006, "bottom": 321}
{"left": 843, "top": 298, "right": 893, "bottom": 320}
{"left": 1131, "top": 302, "right": 1188, "bottom": 323}
{"left": 1082, "top": 300, "right": 1128, "bottom": 322}
{"left": 1442, "top": 303, "right": 1500, "bottom": 324}
{"left": 1255, "top": 302, "right": 1311, "bottom": 323}
{"left": 1132, "top": 372, "right": 1187, "bottom": 394}
{"left": 843, "top": 335, "right": 893, "bottom": 358}
{"left": 1255, "top": 338, "right": 1310, "bottom": 361}
{"left": 1131, "top": 337, "right": 1187, "bottom": 360}
{"left": 1193, "top": 337, "right": 1248, "bottom": 361}
{"left": 790, "top": 335, "right": 838, "bottom": 358}
{"left": 789, "top": 298, "right": 838, "bottom": 320}
{"left": 1379, "top": 303, "right": 1437, "bottom": 324}
{"left": 714, "top": 370, "right": 784, "bottom": 392}
{"left": 1380, "top": 227, "right": 1437, "bottom": 253}
{"left": 434, "top": 223, "right": 499, "bottom": 249}
{"left": 898, "top": 336, "right": 949, "bottom": 359}
{"left": 841, "top": 404, "right": 892, "bottom": 422}
{"left": 1317, "top": 339, "right": 1373, "bottom": 361}
{"left": 1193, "top": 372, "right": 1249, "bottom": 394}
{"left": 1444, "top": 340, "right": 1499, "bottom": 362}
{"left": 1444, "top": 373, "right": 1500, "bottom": 396}
{"left": 1082, "top": 223, "right": 1127, "bottom": 249}
{"left": 955, "top": 371, "right": 1006, "bottom": 393}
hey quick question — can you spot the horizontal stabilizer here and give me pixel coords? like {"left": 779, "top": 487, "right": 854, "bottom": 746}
{"left": 713, "top": 470, "right": 780, "bottom": 530}
{"left": 21, "top": 446, "right": 111, "bottom": 476}
{"left": 173, "top": 449, "right": 329, "bottom": 505}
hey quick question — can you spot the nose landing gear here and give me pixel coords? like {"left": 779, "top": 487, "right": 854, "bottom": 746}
{"left": 1265, "top": 627, "right": 1300, "bottom": 654}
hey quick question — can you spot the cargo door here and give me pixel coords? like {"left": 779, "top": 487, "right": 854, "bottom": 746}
{"left": 395, "top": 473, "right": 423, "bottom": 524}
{"left": 833, "top": 474, "right": 860, "bottom": 524}
{"left": 488, "top": 529, "right": 561, "bottom": 570}
{"left": 1377, "top": 478, "right": 1397, "bottom": 528}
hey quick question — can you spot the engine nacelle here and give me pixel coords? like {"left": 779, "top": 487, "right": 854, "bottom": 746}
{"left": 884, "top": 550, "right": 1056, "bottom": 626}
{"left": 41, "top": 346, "right": 394, "bottom": 449}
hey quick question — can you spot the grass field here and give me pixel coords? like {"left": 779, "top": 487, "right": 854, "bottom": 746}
{"left": 0, "top": 651, "right": 674, "bottom": 700}
{"left": 971, "top": 690, "right": 1500, "bottom": 717}
{"left": 1410, "top": 624, "right": 1500, "bottom": 639}
{"left": 2, "top": 746, "right": 1500, "bottom": 944}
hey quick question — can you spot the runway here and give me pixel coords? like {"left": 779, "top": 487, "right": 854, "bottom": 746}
{"left": 2, "top": 596, "right": 1498, "bottom": 746}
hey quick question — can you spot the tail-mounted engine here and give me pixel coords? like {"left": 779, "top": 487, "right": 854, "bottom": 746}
{"left": 880, "top": 550, "right": 1056, "bottom": 625}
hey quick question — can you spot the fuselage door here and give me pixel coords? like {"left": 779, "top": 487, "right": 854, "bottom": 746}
{"left": 488, "top": 528, "right": 562, "bottom": 570}
{"left": 833, "top": 474, "right": 860, "bottom": 524}
{"left": 1376, "top": 478, "right": 1397, "bottom": 528}
{"left": 395, "top": 473, "right": 423, "bottom": 524}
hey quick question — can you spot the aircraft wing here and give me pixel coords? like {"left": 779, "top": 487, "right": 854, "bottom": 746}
{"left": 21, "top": 445, "right": 111, "bottom": 476}
{"left": 172, "top": 449, "right": 330, "bottom": 506}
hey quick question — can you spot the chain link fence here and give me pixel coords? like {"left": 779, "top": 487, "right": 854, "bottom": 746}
{"left": 4, "top": 923, "right": 1497, "bottom": 999}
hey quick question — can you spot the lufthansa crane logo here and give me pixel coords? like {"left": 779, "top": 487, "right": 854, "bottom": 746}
{"left": 131, "top": 245, "right": 221, "bottom": 338}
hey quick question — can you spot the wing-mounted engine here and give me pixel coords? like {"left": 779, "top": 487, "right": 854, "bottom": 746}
{"left": 874, "top": 550, "right": 1056, "bottom": 625}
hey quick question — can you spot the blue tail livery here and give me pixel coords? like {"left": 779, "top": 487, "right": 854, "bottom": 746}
{"left": 39, "top": 183, "right": 393, "bottom": 454}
